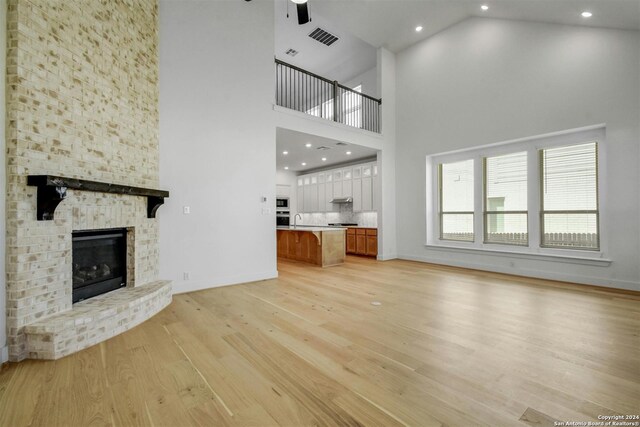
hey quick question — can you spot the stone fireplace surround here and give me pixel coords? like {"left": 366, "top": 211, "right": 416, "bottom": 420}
{"left": 12, "top": 189, "right": 171, "bottom": 360}
{"left": 6, "top": 0, "right": 166, "bottom": 361}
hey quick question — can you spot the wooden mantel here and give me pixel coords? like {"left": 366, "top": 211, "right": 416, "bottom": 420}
{"left": 27, "top": 175, "right": 170, "bottom": 221}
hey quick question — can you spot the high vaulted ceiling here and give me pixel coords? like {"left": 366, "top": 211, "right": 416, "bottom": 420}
{"left": 310, "top": 0, "right": 640, "bottom": 53}
{"left": 275, "top": 0, "right": 377, "bottom": 83}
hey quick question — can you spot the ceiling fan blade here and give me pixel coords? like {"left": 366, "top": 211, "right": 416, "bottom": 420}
{"left": 296, "top": 3, "right": 310, "bottom": 25}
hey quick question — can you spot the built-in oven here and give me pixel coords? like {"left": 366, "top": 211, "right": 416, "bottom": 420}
{"left": 276, "top": 211, "right": 290, "bottom": 226}
{"left": 276, "top": 197, "right": 290, "bottom": 209}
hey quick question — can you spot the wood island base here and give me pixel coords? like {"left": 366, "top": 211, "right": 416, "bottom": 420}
{"left": 277, "top": 228, "right": 346, "bottom": 267}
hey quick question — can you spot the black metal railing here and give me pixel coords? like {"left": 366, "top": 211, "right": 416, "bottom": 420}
{"left": 275, "top": 59, "right": 382, "bottom": 133}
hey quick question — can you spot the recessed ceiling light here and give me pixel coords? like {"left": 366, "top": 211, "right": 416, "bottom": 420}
{"left": 282, "top": 151, "right": 288, "bottom": 155}
{"left": 346, "top": 151, "right": 352, "bottom": 155}
{"left": 481, "top": 4, "right": 489, "bottom": 11}
{"left": 305, "top": 143, "right": 312, "bottom": 148}
{"left": 301, "top": 162, "right": 306, "bottom": 166}
{"left": 291, "top": 0, "right": 307, "bottom": 3}
{"left": 581, "top": 11, "right": 592, "bottom": 18}
{"left": 415, "top": 26, "right": 423, "bottom": 32}
{"left": 321, "top": 157, "right": 327, "bottom": 161}
{"left": 284, "top": 166, "right": 289, "bottom": 170}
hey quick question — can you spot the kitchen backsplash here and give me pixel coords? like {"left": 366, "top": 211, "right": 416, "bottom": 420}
{"left": 300, "top": 206, "right": 378, "bottom": 227}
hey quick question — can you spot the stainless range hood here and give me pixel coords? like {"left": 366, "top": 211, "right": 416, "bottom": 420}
{"left": 330, "top": 197, "right": 353, "bottom": 204}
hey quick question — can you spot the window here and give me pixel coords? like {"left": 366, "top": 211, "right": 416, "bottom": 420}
{"left": 439, "top": 159, "right": 474, "bottom": 241}
{"left": 427, "top": 126, "right": 604, "bottom": 257}
{"left": 540, "top": 142, "right": 599, "bottom": 250}
{"left": 484, "top": 152, "right": 528, "bottom": 245}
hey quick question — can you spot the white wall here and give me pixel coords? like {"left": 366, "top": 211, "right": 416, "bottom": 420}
{"left": 396, "top": 17, "right": 640, "bottom": 290}
{"left": 159, "top": 0, "right": 277, "bottom": 294}
{"left": 344, "top": 66, "right": 378, "bottom": 99}
{"left": 1, "top": 0, "right": 7, "bottom": 364}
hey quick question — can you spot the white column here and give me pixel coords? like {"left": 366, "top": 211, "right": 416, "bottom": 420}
{"left": 377, "top": 47, "right": 398, "bottom": 260}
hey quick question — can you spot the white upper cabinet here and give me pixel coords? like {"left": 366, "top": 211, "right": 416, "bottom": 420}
{"left": 342, "top": 176, "right": 352, "bottom": 199}
{"left": 362, "top": 173, "right": 373, "bottom": 211}
{"left": 276, "top": 184, "right": 290, "bottom": 198}
{"left": 317, "top": 173, "right": 326, "bottom": 212}
{"left": 333, "top": 179, "right": 342, "bottom": 199}
{"left": 352, "top": 166, "right": 362, "bottom": 212}
{"left": 325, "top": 173, "right": 333, "bottom": 211}
{"left": 297, "top": 177, "right": 304, "bottom": 212}
{"left": 308, "top": 182, "right": 318, "bottom": 212}
{"left": 294, "top": 161, "right": 377, "bottom": 213}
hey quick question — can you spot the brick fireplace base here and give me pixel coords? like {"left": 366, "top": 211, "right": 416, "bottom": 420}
{"left": 24, "top": 280, "right": 172, "bottom": 360}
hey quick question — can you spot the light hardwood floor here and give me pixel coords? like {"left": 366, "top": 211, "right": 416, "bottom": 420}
{"left": 1, "top": 257, "right": 639, "bottom": 427}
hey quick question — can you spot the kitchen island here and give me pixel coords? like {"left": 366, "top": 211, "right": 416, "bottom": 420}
{"left": 276, "top": 226, "right": 346, "bottom": 267}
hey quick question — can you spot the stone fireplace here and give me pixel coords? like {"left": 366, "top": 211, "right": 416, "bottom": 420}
{"left": 5, "top": 0, "right": 171, "bottom": 361}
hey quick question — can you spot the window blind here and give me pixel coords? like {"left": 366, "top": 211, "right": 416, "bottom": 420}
{"left": 541, "top": 142, "right": 599, "bottom": 249}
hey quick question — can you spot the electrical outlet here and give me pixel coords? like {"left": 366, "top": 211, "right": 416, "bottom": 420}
{"left": 183, "top": 206, "right": 191, "bottom": 214}
{"left": 262, "top": 207, "right": 271, "bottom": 215}
{"left": 183, "top": 272, "right": 190, "bottom": 280}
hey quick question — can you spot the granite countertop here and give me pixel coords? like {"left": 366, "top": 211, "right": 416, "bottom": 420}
{"left": 277, "top": 226, "right": 347, "bottom": 232}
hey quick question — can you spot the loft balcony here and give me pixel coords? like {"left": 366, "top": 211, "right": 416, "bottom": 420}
{"left": 275, "top": 59, "right": 382, "bottom": 134}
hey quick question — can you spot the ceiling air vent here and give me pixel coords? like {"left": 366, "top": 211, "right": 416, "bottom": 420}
{"left": 308, "top": 28, "right": 339, "bottom": 47}
{"left": 335, "top": 142, "right": 348, "bottom": 146}
{"left": 285, "top": 48, "right": 299, "bottom": 57}
{"left": 316, "top": 146, "right": 331, "bottom": 150}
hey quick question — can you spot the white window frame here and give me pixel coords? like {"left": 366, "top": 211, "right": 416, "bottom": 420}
{"left": 425, "top": 125, "right": 610, "bottom": 264}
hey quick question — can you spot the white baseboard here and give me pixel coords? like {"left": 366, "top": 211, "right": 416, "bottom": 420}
{"left": 397, "top": 253, "right": 640, "bottom": 292}
{"left": 377, "top": 253, "right": 398, "bottom": 261}
{"left": 172, "top": 270, "right": 279, "bottom": 295}
{"left": 1, "top": 345, "right": 8, "bottom": 364}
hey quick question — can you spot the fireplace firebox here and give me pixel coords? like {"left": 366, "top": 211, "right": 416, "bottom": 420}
{"left": 72, "top": 228, "right": 127, "bottom": 303}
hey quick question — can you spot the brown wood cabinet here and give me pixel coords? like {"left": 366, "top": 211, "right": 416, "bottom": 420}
{"left": 345, "top": 227, "right": 377, "bottom": 257}
{"left": 346, "top": 228, "right": 356, "bottom": 253}
{"left": 277, "top": 229, "right": 346, "bottom": 267}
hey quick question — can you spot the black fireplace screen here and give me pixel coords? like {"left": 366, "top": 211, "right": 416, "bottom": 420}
{"left": 72, "top": 228, "right": 127, "bottom": 303}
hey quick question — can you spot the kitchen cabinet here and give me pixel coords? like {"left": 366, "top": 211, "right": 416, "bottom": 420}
{"left": 346, "top": 228, "right": 356, "bottom": 253}
{"left": 352, "top": 166, "right": 362, "bottom": 212}
{"left": 277, "top": 228, "right": 346, "bottom": 267}
{"left": 295, "top": 161, "right": 377, "bottom": 213}
{"left": 345, "top": 227, "right": 377, "bottom": 257}
{"left": 302, "top": 176, "right": 311, "bottom": 212}
{"left": 307, "top": 175, "right": 318, "bottom": 212}
{"left": 325, "top": 172, "right": 334, "bottom": 211}
{"left": 362, "top": 164, "right": 373, "bottom": 211}
{"left": 296, "top": 177, "right": 304, "bottom": 213}
{"left": 317, "top": 173, "right": 326, "bottom": 212}
{"left": 351, "top": 164, "right": 374, "bottom": 212}
{"left": 276, "top": 184, "right": 290, "bottom": 198}
{"left": 366, "top": 228, "right": 378, "bottom": 256}
{"left": 342, "top": 168, "right": 353, "bottom": 199}
{"left": 332, "top": 170, "right": 342, "bottom": 199}
{"left": 355, "top": 229, "right": 367, "bottom": 256}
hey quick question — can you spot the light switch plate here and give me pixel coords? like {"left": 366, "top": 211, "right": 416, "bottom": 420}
{"left": 183, "top": 206, "right": 191, "bottom": 214}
